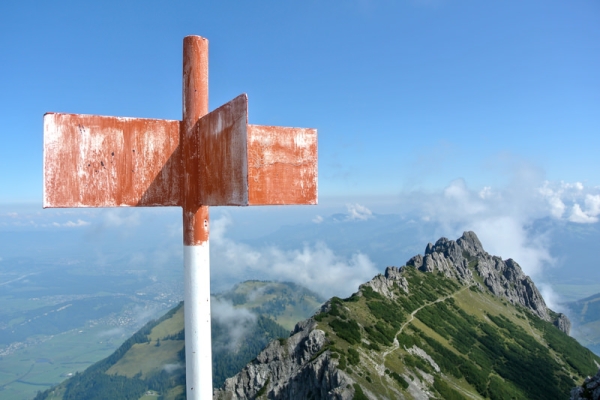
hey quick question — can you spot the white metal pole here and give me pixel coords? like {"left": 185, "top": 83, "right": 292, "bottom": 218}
{"left": 184, "top": 242, "right": 212, "bottom": 399}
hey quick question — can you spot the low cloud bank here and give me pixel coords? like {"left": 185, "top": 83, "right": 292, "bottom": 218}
{"left": 211, "top": 297, "right": 257, "bottom": 352}
{"left": 210, "top": 215, "right": 378, "bottom": 299}
{"left": 345, "top": 203, "right": 373, "bottom": 221}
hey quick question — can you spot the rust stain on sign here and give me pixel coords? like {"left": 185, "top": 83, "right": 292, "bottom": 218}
{"left": 247, "top": 125, "right": 317, "bottom": 205}
{"left": 43, "top": 113, "right": 181, "bottom": 208}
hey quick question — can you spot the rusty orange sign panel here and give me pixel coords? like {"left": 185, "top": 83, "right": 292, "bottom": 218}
{"left": 43, "top": 113, "right": 181, "bottom": 208}
{"left": 247, "top": 125, "right": 317, "bottom": 205}
{"left": 43, "top": 96, "right": 317, "bottom": 208}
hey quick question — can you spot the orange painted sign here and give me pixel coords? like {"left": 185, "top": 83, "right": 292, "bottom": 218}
{"left": 43, "top": 94, "right": 317, "bottom": 208}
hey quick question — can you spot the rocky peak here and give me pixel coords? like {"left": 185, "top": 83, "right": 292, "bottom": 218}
{"left": 456, "top": 230, "right": 486, "bottom": 257}
{"left": 408, "top": 234, "right": 474, "bottom": 283}
{"left": 405, "top": 231, "right": 570, "bottom": 333}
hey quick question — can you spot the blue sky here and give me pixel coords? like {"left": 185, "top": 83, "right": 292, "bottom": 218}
{"left": 1, "top": 0, "right": 598, "bottom": 203}
{"left": 1, "top": 1, "right": 600, "bottom": 303}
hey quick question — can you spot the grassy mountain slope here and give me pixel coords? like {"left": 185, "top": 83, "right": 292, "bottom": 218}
{"left": 567, "top": 292, "right": 600, "bottom": 356}
{"left": 317, "top": 267, "right": 598, "bottom": 399}
{"left": 33, "top": 281, "right": 323, "bottom": 400}
{"left": 216, "top": 232, "right": 600, "bottom": 400}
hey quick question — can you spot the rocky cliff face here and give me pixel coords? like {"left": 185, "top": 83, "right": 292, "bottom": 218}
{"left": 214, "top": 319, "right": 354, "bottom": 400}
{"left": 214, "top": 231, "right": 576, "bottom": 399}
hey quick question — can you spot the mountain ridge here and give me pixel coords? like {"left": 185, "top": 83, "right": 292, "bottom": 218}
{"left": 215, "top": 231, "right": 597, "bottom": 400}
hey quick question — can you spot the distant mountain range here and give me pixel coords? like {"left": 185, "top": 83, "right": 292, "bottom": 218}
{"left": 35, "top": 232, "right": 600, "bottom": 400}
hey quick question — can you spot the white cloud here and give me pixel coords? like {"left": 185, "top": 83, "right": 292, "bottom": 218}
{"left": 478, "top": 186, "right": 492, "bottom": 199}
{"left": 97, "top": 327, "right": 126, "bottom": 338}
{"left": 65, "top": 219, "right": 90, "bottom": 227}
{"left": 312, "top": 215, "right": 324, "bottom": 224}
{"left": 585, "top": 194, "right": 600, "bottom": 217}
{"left": 470, "top": 216, "right": 553, "bottom": 278}
{"left": 261, "top": 244, "right": 377, "bottom": 299}
{"left": 163, "top": 363, "right": 184, "bottom": 374}
{"left": 51, "top": 219, "right": 90, "bottom": 228}
{"left": 129, "top": 304, "right": 162, "bottom": 327}
{"left": 399, "top": 174, "right": 600, "bottom": 279}
{"left": 246, "top": 286, "right": 268, "bottom": 303}
{"left": 102, "top": 209, "right": 140, "bottom": 228}
{"left": 538, "top": 181, "right": 600, "bottom": 223}
{"left": 569, "top": 204, "right": 598, "bottom": 224}
{"left": 211, "top": 297, "right": 257, "bottom": 352}
{"left": 538, "top": 183, "right": 566, "bottom": 218}
{"left": 548, "top": 197, "right": 566, "bottom": 219}
{"left": 210, "top": 215, "right": 378, "bottom": 299}
{"left": 345, "top": 203, "right": 373, "bottom": 221}
{"left": 537, "top": 283, "right": 567, "bottom": 314}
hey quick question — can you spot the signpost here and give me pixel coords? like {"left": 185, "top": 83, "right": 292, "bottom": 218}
{"left": 43, "top": 35, "right": 317, "bottom": 400}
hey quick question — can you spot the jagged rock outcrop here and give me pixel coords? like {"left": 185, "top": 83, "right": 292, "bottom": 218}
{"left": 571, "top": 369, "right": 600, "bottom": 400}
{"left": 405, "top": 345, "right": 440, "bottom": 373}
{"left": 213, "top": 319, "right": 354, "bottom": 400}
{"left": 361, "top": 266, "right": 409, "bottom": 300}
{"left": 406, "top": 231, "right": 571, "bottom": 333}
{"left": 554, "top": 312, "right": 572, "bottom": 336}
{"left": 406, "top": 233, "right": 476, "bottom": 283}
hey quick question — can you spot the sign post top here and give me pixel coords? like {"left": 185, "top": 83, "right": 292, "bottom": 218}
{"left": 43, "top": 34, "right": 317, "bottom": 400}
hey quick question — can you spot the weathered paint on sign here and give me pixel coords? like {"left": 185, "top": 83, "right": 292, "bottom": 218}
{"left": 194, "top": 94, "right": 249, "bottom": 206}
{"left": 43, "top": 104, "right": 318, "bottom": 210}
{"left": 43, "top": 113, "right": 181, "bottom": 208}
{"left": 247, "top": 125, "right": 318, "bottom": 205}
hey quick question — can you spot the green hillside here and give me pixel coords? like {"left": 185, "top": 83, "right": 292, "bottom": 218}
{"left": 568, "top": 292, "right": 600, "bottom": 356}
{"left": 307, "top": 266, "right": 600, "bottom": 399}
{"left": 33, "top": 281, "right": 323, "bottom": 400}
{"left": 220, "top": 280, "right": 323, "bottom": 331}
